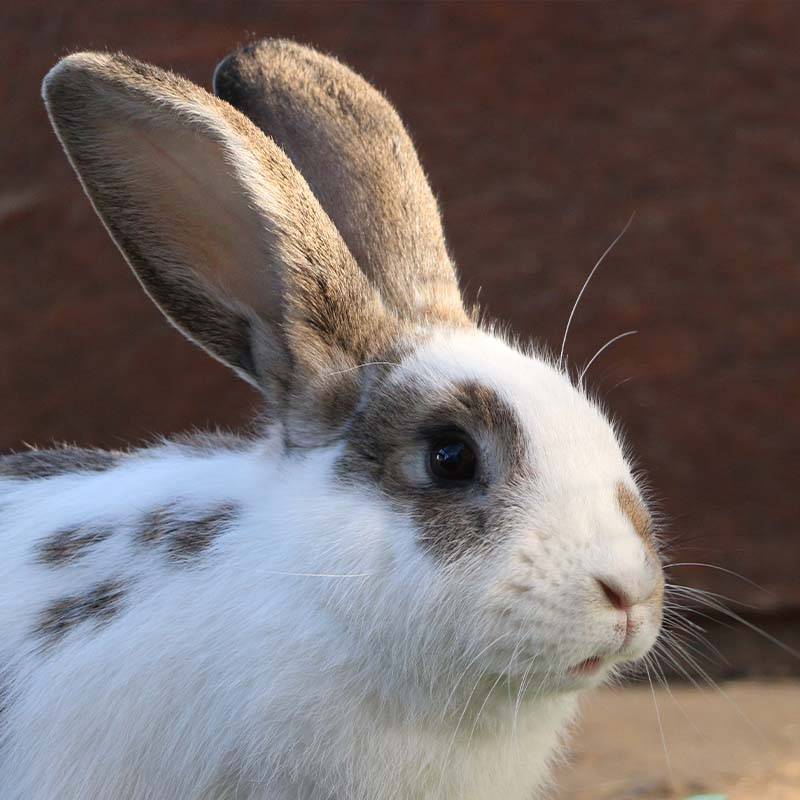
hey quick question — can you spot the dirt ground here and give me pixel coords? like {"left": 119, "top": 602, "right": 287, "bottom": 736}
{"left": 554, "top": 681, "right": 800, "bottom": 799}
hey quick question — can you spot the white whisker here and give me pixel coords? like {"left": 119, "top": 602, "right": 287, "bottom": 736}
{"left": 263, "top": 570, "right": 374, "bottom": 579}
{"left": 558, "top": 212, "right": 635, "bottom": 368}
{"left": 579, "top": 330, "right": 638, "bottom": 385}
{"left": 325, "top": 360, "right": 400, "bottom": 378}
{"left": 667, "top": 585, "right": 800, "bottom": 660}
{"left": 644, "top": 661, "right": 674, "bottom": 790}
{"left": 663, "top": 562, "right": 774, "bottom": 596}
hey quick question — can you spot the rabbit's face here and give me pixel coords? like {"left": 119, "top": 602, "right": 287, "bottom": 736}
{"left": 338, "top": 327, "right": 663, "bottom": 694}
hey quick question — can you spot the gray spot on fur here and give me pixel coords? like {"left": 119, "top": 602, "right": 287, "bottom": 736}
{"left": 0, "top": 448, "right": 120, "bottom": 480}
{"left": 338, "top": 377, "right": 529, "bottom": 560}
{"left": 0, "top": 674, "right": 9, "bottom": 748}
{"left": 36, "top": 525, "right": 112, "bottom": 566}
{"left": 137, "top": 507, "right": 172, "bottom": 547}
{"left": 0, "top": 677, "right": 8, "bottom": 720}
{"left": 138, "top": 504, "right": 239, "bottom": 562}
{"left": 36, "top": 579, "right": 126, "bottom": 649}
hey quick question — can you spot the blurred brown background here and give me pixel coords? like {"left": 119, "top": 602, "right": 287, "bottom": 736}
{"left": 2, "top": 2, "right": 798, "bottom": 675}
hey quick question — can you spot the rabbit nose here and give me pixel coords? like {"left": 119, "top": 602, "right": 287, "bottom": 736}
{"left": 595, "top": 577, "right": 632, "bottom": 612}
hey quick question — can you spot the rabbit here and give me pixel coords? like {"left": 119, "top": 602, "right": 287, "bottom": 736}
{"left": 0, "top": 40, "right": 664, "bottom": 800}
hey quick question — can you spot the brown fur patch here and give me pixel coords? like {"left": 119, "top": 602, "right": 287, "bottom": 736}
{"left": 338, "top": 376, "right": 529, "bottom": 560}
{"left": 0, "top": 448, "right": 119, "bottom": 480}
{"left": 283, "top": 341, "right": 412, "bottom": 448}
{"left": 214, "top": 39, "right": 470, "bottom": 328}
{"left": 617, "top": 482, "right": 655, "bottom": 546}
{"left": 36, "top": 579, "right": 125, "bottom": 648}
{"left": 138, "top": 505, "right": 238, "bottom": 562}
{"left": 44, "top": 51, "right": 398, "bottom": 406}
{"left": 36, "top": 526, "right": 112, "bottom": 566}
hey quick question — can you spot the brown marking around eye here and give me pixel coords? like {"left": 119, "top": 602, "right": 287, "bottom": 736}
{"left": 36, "top": 526, "right": 112, "bottom": 566}
{"left": 338, "top": 375, "right": 529, "bottom": 561}
{"left": 449, "top": 381, "right": 527, "bottom": 471}
{"left": 616, "top": 482, "right": 655, "bottom": 545}
{"left": 36, "top": 579, "right": 126, "bottom": 649}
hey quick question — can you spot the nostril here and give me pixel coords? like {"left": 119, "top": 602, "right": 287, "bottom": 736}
{"left": 596, "top": 578, "right": 631, "bottom": 612}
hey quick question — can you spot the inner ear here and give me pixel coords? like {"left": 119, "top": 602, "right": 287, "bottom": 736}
{"left": 100, "top": 115, "right": 282, "bottom": 323}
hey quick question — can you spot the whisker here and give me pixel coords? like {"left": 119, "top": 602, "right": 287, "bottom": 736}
{"left": 661, "top": 611, "right": 731, "bottom": 666}
{"left": 668, "top": 588, "right": 800, "bottom": 660}
{"left": 663, "top": 562, "right": 774, "bottom": 596}
{"left": 439, "top": 633, "right": 511, "bottom": 723}
{"left": 579, "top": 330, "right": 638, "bottom": 385}
{"left": 653, "top": 641, "right": 705, "bottom": 691}
{"left": 647, "top": 654, "right": 704, "bottom": 737}
{"left": 644, "top": 661, "right": 674, "bottom": 790}
{"left": 505, "top": 608, "right": 535, "bottom": 707}
{"left": 513, "top": 652, "right": 539, "bottom": 738}
{"left": 325, "top": 360, "right": 400, "bottom": 378}
{"left": 660, "top": 625, "right": 725, "bottom": 669}
{"left": 606, "top": 375, "right": 636, "bottom": 396}
{"left": 666, "top": 603, "right": 741, "bottom": 634}
{"left": 436, "top": 658, "right": 497, "bottom": 799}
{"left": 665, "top": 638, "right": 768, "bottom": 743}
{"left": 467, "top": 669, "right": 506, "bottom": 750}
{"left": 558, "top": 212, "right": 636, "bottom": 368}
{"left": 661, "top": 605, "right": 707, "bottom": 633}
{"left": 263, "top": 570, "right": 374, "bottom": 578}
{"left": 665, "top": 583, "right": 762, "bottom": 612}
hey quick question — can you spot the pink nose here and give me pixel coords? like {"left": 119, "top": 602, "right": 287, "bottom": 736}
{"left": 596, "top": 578, "right": 632, "bottom": 612}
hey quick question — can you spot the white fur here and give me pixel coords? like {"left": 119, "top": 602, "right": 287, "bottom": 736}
{"left": 1, "top": 330, "right": 662, "bottom": 800}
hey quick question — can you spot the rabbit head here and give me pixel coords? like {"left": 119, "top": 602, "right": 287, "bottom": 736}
{"left": 42, "top": 43, "right": 663, "bottom": 710}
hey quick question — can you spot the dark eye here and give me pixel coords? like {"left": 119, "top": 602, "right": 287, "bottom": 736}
{"left": 429, "top": 438, "right": 477, "bottom": 483}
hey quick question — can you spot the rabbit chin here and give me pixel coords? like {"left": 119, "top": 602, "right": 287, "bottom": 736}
{"left": 424, "top": 610, "right": 663, "bottom": 706}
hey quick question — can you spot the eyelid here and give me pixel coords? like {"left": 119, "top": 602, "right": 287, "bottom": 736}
{"left": 420, "top": 424, "right": 474, "bottom": 446}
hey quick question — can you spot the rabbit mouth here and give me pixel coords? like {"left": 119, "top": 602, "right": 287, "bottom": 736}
{"left": 569, "top": 655, "right": 606, "bottom": 676}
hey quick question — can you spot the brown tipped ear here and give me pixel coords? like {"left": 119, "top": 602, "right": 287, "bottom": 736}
{"left": 213, "top": 39, "right": 469, "bottom": 328}
{"left": 43, "top": 51, "right": 395, "bottom": 416}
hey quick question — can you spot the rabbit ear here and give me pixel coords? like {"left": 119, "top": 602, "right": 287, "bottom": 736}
{"left": 43, "top": 52, "right": 395, "bottom": 410}
{"left": 213, "top": 39, "right": 469, "bottom": 328}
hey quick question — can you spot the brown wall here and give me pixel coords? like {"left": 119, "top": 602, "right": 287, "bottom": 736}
{"left": 2, "top": 2, "right": 798, "bottom": 671}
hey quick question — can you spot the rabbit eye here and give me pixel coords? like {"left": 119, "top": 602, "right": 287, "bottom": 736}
{"left": 428, "top": 438, "right": 477, "bottom": 483}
